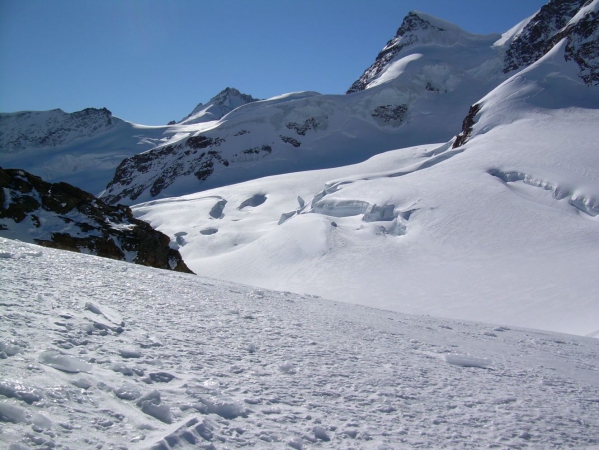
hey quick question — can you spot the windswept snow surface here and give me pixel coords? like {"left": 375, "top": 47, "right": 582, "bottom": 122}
{"left": 1, "top": 237, "right": 599, "bottom": 449}
{"left": 134, "top": 41, "right": 599, "bottom": 337}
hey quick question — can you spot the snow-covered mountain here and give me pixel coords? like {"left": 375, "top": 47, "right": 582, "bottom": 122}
{"left": 0, "top": 108, "right": 173, "bottom": 196}
{"left": 178, "top": 87, "right": 259, "bottom": 125}
{"left": 100, "top": 11, "right": 524, "bottom": 206}
{"left": 0, "top": 89, "right": 258, "bottom": 197}
{"left": 0, "top": 168, "right": 192, "bottom": 272}
{"left": 2, "top": 237, "right": 599, "bottom": 449}
{"left": 0, "top": 107, "right": 115, "bottom": 152}
{"left": 133, "top": 2, "right": 599, "bottom": 337}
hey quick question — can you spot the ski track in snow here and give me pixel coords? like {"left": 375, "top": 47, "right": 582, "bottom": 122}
{"left": 1, "top": 238, "right": 599, "bottom": 449}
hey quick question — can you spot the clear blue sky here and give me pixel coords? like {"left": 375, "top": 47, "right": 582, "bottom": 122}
{"left": 0, "top": 0, "right": 547, "bottom": 125}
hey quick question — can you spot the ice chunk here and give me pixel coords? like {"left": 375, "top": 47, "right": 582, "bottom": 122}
{"left": 140, "top": 401, "right": 173, "bottom": 424}
{"left": 32, "top": 413, "right": 53, "bottom": 429}
{"left": 313, "top": 426, "right": 330, "bottom": 441}
{"left": 279, "top": 361, "right": 297, "bottom": 374}
{"left": 114, "top": 384, "right": 142, "bottom": 400}
{"left": 136, "top": 390, "right": 161, "bottom": 407}
{"left": 149, "top": 372, "right": 175, "bottom": 383}
{"left": 199, "top": 395, "right": 246, "bottom": 419}
{"left": 71, "top": 378, "right": 92, "bottom": 389}
{"left": 0, "top": 402, "right": 27, "bottom": 423}
{"left": 278, "top": 211, "right": 296, "bottom": 225}
{"left": 39, "top": 351, "right": 93, "bottom": 373}
{"left": 119, "top": 349, "right": 142, "bottom": 358}
{"left": 362, "top": 204, "right": 396, "bottom": 222}
{"left": 445, "top": 354, "right": 492, "bottom": 368}
{"left": 200, "top": 228, "right": 218, "bottom": 235}
{"left": 110, "top": 362, "right": 134, "bottom": 376}
{"left": 84, "top": 302, "right": 103, "bottom": 315}
{"left": 312, "top": 199, "right": 369, "bottom": 217}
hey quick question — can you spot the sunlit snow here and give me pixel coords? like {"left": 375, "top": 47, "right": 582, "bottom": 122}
{"left": 1, "top": 238, "right": 598, "bottom": 449}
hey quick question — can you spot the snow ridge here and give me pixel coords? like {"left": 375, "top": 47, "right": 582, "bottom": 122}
{"left": 0, "top": 108, "right": 115, "bottom": 153}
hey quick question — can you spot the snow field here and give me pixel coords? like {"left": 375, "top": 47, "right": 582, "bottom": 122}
{"left": 1, "top": 237, "right": 599, "bottom": 449}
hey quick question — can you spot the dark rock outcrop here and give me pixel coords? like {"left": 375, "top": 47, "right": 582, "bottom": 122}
{"left": 0, "top": 167, "right": 193, "bottom": 273}
{"left": 104, "top": 136, "right": 228, "bottom": 204}
{"left": 453, "top": 104, "right": 481, "bottom": 148}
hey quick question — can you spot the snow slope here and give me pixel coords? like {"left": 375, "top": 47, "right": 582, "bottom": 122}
{"left": 133, "top": 35, "right": 599, "bottom": 337}
{"left": 1, "top": 237, "right": 599, "bottom": 449}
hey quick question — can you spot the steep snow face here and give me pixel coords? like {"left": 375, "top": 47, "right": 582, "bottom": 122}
{"left": 0, "top": 108, "right": 116, "bottom": 153}
{"left": 346, "top": 11, "right": 503, "bottom": 94}
{"left": 134, "top": 31, "right": 599, "bottom": 337}
{"left": 1, "top": 237, "right": 599, "bottom": 449}
{"left": 178, "top": 87, "right": 259, "bottom": 125}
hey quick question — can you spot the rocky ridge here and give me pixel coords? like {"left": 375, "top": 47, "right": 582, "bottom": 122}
{"left": 0, "top": 167, "right": 193, "bottom": 273}
{"left": 503, "top": 0, "right": 588, "bottom": 73}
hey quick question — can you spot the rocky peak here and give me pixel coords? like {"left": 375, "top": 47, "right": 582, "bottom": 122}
{"left": 0, "top": 107, "right": 115, "bottom": 153}
{"left": 503, "top": 0, "right": 588, "bottom": 73}
{"left": 179, "top": 87, "right": 258, "bottom": 125}
{"left": 346, "top": 12, "right": 475, "bottom": 94}
{"left": 211, "top": 87, "right": 258, "bottom": 107}
{"left": 0, "top": 167, "right": 193, "bottom": 273}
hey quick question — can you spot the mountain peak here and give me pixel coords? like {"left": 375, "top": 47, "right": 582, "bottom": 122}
{"left": 347, "top": 11, "right": 490, "bottom": 94}
{"left": 211, "top": 87, "right": 257, "bottom": 105}
{"left": 396, "top": 11, "right": 446, "bottom": 35}
{"left": 179, "top": 87, "right": 258, "bottom": 125}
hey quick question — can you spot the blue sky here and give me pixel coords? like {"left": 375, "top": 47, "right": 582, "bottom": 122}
{"left": 0, "top": 0, "right": 547, "bottom": 125}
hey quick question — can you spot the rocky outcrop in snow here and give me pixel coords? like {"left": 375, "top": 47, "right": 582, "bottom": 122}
{"left": 0, "top": 107, "right": 115, "bottom": 153}
{"left": 0, "top": 167, "right": 193, "bottom": 273}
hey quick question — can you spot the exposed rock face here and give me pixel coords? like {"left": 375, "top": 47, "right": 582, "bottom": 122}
{"left": 552, "top": 3, "right": 599, "bottom": 85}
{"left": 103, "top": 135, "right": 229, "bottom": 204}
{"left": 0, "top": 108, "right": 115, "bottom": 153}
{"left": 504, "top": 0, "right": 599, "bottom": 86}
{"left": 346, "top": 12, "right": 445, "bottom": 94}
{"left": 0, "top": 167, "right": 193, "bottom": 273}
{"left": 453, "top": 104, "right": 482, "bottom": 148}
{"left": 371, "top": 104, "right": 408, "bottom": 126}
